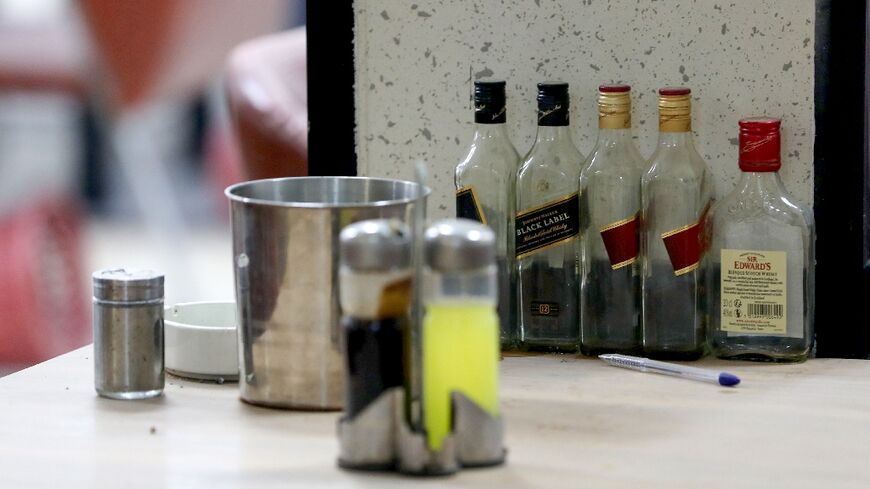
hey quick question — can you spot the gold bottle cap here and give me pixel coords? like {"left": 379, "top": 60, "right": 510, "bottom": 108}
{"left": 658, "top": 87, "right": 692, "bottom": 132}
{"left": 598, "top": 85, "right": 631, "bottom": 129}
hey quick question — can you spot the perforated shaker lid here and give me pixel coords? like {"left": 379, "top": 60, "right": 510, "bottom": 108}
{"left": 340, "top": 219, "right": 411, "bottom": 271}
{"left": 424, "top": 218, "right": 495, "bottom": 271}
{"left": 92, "top": 268, "right": 164, "bottom": 302}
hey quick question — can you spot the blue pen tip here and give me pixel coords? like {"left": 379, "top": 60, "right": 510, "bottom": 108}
{"left": 718, "top": 373, "right": 741, "bottom": 386}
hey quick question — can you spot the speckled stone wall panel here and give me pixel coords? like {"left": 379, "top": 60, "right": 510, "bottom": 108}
{"left": 354, "top": 1, "right": 815, "bottom": 217}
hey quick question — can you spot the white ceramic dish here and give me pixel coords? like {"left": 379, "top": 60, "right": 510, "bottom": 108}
{"left": 164, "top": 302, "right": 238, "bottom": 382}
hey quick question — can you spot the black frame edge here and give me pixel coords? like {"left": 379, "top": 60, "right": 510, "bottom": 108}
{"left": 306, "top": 1, "right": 357, "bottom": 176}
{"left": 813, "top": 0, "right": 869, "bottom": 358}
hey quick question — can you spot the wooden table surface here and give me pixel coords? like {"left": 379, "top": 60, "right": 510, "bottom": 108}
{"left": 1, "top": 346, "right": 868, "bottom": 488}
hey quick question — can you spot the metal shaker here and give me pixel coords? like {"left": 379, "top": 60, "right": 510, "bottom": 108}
{"left": 337, "top": 219, "right": 412, "bottom": 470}
{"left": 93, "top": 268, "right": 164, "bottom": 400}
{"left": 396, "top": 218, "right": 506, "bottom": 475}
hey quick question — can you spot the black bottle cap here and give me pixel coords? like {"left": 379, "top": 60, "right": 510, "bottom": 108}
{"left": 474, "top": 80, "right": 507, "bottom": 124}
{"left": 537, "top": 81, "right": 570, "bottom": 126}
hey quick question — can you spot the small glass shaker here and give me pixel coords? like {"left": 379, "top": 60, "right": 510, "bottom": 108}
{"left": 93, "top": 268, "right": 165, "bottom": 400}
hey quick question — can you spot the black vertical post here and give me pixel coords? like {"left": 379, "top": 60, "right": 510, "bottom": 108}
{"left": 306, "top": 1, "right": 357, "bottom": 176}
{"left": 813, "top": 0, "right": 868, "bottom": 358}
{"left": 865, "top": 1, "right": 870, "bottom": 359}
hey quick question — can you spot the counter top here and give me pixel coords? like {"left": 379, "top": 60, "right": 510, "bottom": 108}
{"left": 1, "top": 346, "right": 868, "bottom": 488}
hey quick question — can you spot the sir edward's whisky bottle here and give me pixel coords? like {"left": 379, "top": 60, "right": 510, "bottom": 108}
{"left": 704, "top": 117, "right": 814, "bottom": 362}
{"left": 455, "top": 80, "right": 520, "bottom": 349}
{"left": 516, "top": 82, "right": 583, "bottom": 352}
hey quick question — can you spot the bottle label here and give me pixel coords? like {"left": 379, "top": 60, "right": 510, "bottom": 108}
{"left": 599, "top": 213, "right": 639, "bottom": 269}
{"left": 455, "top": 186, "right": 487, "bottom": 224}
{"left": 720, "top": 249, "right": 788, "bottom": 335}
{"left": 516, "top": 193, "right": 580, "bottom": 259}
{"left": 661, "top": 221, "right": 703, "bottom": 275}
{"left": 531, "top": 301, "right": 560, "bottom": 317}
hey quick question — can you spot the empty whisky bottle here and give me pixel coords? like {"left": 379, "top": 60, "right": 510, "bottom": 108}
{"left": 704, "top": 117, "right": 814, "bottom": 362}
{"left": 455, "top": 80, "right": 520, "bottom": 349}
{"left": 641, "top": 88, "right": 714, "bottom": 360}
{"left": 578, "top": 85, "right": 644, "bottom": 356}
{"left": 516, "top": 82, "right": 583, "bottom": 352}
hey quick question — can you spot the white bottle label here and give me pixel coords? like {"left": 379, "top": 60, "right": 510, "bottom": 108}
{"left": 720, "top": 249, "right": 788, "bottom": 335}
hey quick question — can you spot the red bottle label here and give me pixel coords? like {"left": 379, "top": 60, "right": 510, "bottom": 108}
{"left": 661, "top": 204, "right": 710, "bottom": 276}
{"left": 599, "top": 213, "right": 639, "bottom": 270}
{"left": 661, "top": 223, "right": 701, "bottom": 275}
{"left": 661, "top": 222, "right": 702, "bottom": 275}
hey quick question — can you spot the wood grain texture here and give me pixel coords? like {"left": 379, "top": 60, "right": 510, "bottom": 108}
{"left": 1, "top": 346, "right": 868, "bottom": 488}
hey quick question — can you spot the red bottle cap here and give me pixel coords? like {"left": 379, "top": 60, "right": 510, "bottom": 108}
{"left": 739, "top": 117, "right": 781, "bottom": 172}
{"left": 659, "top": 87, "right": 691, "bottom": 96}
{"left": 599, "top": 84, "right": 631, "bottom": 93}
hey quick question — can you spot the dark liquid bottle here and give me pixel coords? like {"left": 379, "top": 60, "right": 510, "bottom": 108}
{"left": 338, "top": 219, "right": 412, "bottom": 419}
{"left": 344, "top": 316, "right": 406, "bottom": 418}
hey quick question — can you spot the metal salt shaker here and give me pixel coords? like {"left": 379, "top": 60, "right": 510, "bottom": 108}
{"left": 93, "top": 268, "right": 165, "bottom": 400}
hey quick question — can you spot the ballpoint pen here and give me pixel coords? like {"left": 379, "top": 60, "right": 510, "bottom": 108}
{"left": 598, "top": 354, "right": 741, "bottom": 387}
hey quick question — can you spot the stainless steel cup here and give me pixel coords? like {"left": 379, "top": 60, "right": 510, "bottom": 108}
{"left": 226, "top": 177, "right": 426, "bottom": 410}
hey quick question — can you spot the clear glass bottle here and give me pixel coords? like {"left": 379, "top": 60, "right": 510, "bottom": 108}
{"left": 455, "top": 80, "right": 519, "bottom": 349}
{"left": 704, "top": 117, "right": 814, "bottom": 362}
{"left": 641, "top": 88, "right": 714, "bottom": 360}
{"left": 578, "top": 85, "right": 644, "bottom": 356}
{"left": 516, "top": 82, "right": 583, "bottom": 352}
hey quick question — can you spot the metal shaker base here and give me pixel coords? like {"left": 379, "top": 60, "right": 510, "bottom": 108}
{"left": 240, "top": 396, "right": 342, "bottom": 412}
{"left": 456, "top": 455, "right": 507, "bottom": 469}
{"left": 396, "top": 391, "right": 506, "bottom": 475}
{"left": 167, "top": 369, "right": 239, "bottom": 383}
{"left": 97, "top": 389, "right": 163, "bottom": 401}
{"left": 395, "top": 416, "right": 460, "bottom": 476}
{"left": 336, "top": 460, "right": 396, "bottom": 472}
{"left": 452, "top": 392, "right": 507, "bottom": 467}
{"left": 338, "top": 387, "right": 400, "bottom": 470}
{"left": 338, "top": 389, "right": 506, "bottom": 476}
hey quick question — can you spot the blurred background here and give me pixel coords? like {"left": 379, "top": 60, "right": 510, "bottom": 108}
{"left": 0, "top": 0, "right": 307, "bottom": 374}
